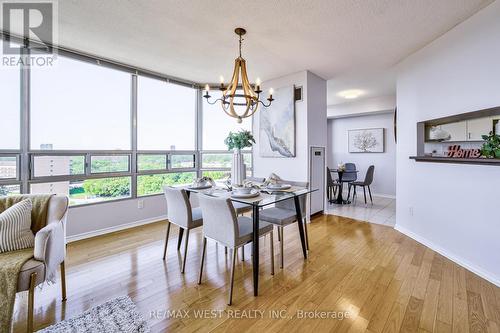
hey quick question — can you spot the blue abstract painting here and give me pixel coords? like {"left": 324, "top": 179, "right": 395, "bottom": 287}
{"left": 259, "top": 85, "right": 295, "bottom": 157}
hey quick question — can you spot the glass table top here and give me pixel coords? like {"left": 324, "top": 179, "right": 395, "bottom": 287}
{"left": 183, "top": 186, "right": 317, "bottom": 208}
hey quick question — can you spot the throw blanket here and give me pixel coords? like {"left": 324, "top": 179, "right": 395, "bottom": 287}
{"left": 0, "top": 194, "right": 53, "bottom": 333}
{"left": 0, "top": 248, "right": 34, "bottom": 333}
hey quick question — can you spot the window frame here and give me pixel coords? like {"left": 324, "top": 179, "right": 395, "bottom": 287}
{"left": 0, "top": 36, "right": 253, "bottom": 207}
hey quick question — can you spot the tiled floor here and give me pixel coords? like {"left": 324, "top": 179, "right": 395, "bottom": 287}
{"left": 325, "top": 191, "right": 396, "bottom": 227}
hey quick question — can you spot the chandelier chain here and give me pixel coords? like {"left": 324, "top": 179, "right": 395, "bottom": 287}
{"left": 239, "top": 34, "right": 243, "bottom": 58}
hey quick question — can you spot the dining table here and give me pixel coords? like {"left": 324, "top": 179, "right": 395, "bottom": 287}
{"left": 179, "top": 184, "right": 317, "bottom": 296}
{"left": 329, "top": 169, "right": 358, "bottom": 205}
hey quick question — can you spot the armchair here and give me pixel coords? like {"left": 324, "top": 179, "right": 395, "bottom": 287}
{"left": 16, "top": 195, "right": 69, "bottom": 332}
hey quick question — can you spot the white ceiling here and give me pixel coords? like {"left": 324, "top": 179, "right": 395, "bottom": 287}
{"left": 41, "top": 1, "right": 494, "bottom": 101}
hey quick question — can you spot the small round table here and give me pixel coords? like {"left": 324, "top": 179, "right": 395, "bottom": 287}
{"left": 330, "top": 169, "right": 358, "bottom": 205}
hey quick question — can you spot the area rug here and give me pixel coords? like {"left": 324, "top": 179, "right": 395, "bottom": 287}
{"left": 37, "top": 296, "right": 149, "bottom": 333}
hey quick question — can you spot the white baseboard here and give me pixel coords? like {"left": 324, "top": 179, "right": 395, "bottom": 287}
{"left": 373, "top": 193, "right": 396, "bottom": 199}
{"left": 395, "top": 224, "right": 500, "bottom": 287}
{"left": 66, "top": 215, "right": 167, "bottom": 243}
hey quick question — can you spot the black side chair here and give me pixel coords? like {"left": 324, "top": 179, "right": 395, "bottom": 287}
{"left": 326, "top": 167, "right": 340, "bottom": 203}
{"left": 350, "top": 165, "right": 375, "bottom": 205}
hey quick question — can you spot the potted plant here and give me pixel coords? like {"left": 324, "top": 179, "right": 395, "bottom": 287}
{"left": 224, "top": 130, "right": 255, "bottom": 186}
{"left": 480, "top": 131, "right": 500, "bottom": 158}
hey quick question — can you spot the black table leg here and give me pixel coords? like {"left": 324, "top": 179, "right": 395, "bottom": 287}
{"left": 177, "top": 228, "right": 184, "bottom": 250}
{"left": 294, "top": 196, "right": 308, "bottom": 259}
{"left": 252, "top": 205, "right": 259, "bottom": 296}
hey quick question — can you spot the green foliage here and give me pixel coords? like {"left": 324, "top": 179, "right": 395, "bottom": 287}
{"left": 138, "top": 155, "right": 167, "bottom": 171}
{"left": 137, "top": 173, "right": 195, "bottom": 196}
{"left": 224, "top": 130, "right": 255, "bottom": 150}
{"left": 203, "top": 170, "right": 230, "bottom": 181}
{"left": 480, "top": 131, "right": 500, "bottom": 158}
{"left": 83, "top": 177, "right": 130, "bottom": 197}
{"left": 91, "top": 157, "right": 128, "bottom": 173}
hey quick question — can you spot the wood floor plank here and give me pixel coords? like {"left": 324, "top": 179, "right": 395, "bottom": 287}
{"left": 437, "top": 258, "right": 454, "bottom": 325}
{"left": 419, "top": 279, "right": 440, "bottom": 332}
{"left": 400, "top": 296, "right": 424, "bottom": 333}
{"left": 467, "top": 290, "right": 488, "bottom": 333}
{"left": 10, "top": 214, "right": 500, "bottom": 333}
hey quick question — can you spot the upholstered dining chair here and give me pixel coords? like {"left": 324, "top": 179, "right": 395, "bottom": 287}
{"left": 326, "top": 167, "right": 341, "bottom": 203}
{"left": 258, "top": 180, "right": 309, "bottom": 269}
{"left": 6, "top": 195, "right": 69, "bottom": 333}
{"left": 231, "top": 176, "right": 267, "bottom": 260}
{"left": 349, "top": 165, "right": 375, "bottom": 205}
{"left": 197, "top": 194, "right": 274, "bottom": 305}
{"left": 162, "top": 187, "right": 203, "bottom": 273}
{"left": 342, "top": 163, "right": 358, "bottom": 183}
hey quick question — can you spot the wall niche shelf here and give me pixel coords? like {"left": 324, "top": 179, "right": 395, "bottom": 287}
{"left": 412, "top": 106, "right": 500, "bottom": 166}
{"left": 410, "top": 156, "right": 500, "bottom": 166}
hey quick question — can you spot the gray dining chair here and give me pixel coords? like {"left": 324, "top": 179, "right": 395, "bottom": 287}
{"left": 163, "top": 186, "right": 203, "bottom": 273}
{"left": 342, "top": 163, "right": 357, "bottom": 182}
{"left": 259, "top": 180, "right": 309, "bottom": 269}
{"left": 197, "top": 194, "right": 274, "bottom": 305}
{"left": 232, "top": 176, "right": 267, "bottom": 260}
{"left": 326, "top": 167, "right": 341, "bottom": 203}
{"left": 349, "top": 165, "right": 375, "bottom": 205}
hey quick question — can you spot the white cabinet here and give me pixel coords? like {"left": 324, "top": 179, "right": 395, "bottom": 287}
{"left": 440, "top": 121, "right": 467, "bottom": 141}
{"left": 466, "top": 117, "right": 493, "bottom": 141}
{"left": 426, "top": 117, "right": 494, "bottom": 142}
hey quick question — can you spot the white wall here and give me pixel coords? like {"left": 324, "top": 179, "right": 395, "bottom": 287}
{"left": 328, "top": 95, "right": 396, "bottom": 119}
{"left": 396, "top": 1, "right": 500, "bottom": 286}
{"left": 253, "top": 71, "right": 309, "bottom": 181}
{"left": 253, "top": 70, "right": 327, "bottom": 181}
{"left": 66, "top": 195, "right": 166, "bottom": 241}
{"left": 306, "top": 71, "right": 328, "bottom": 150}
{"left": 327, "top": 112, "right": 396, "bottom": 197}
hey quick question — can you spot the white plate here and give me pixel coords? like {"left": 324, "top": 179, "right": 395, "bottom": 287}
{"left": 231, "top": 190, "right": 260, "bottom": 198}
{"left": 266, "top": 184, "right": 292, "bottom": 190}
{"left": 188, "top": 184, "right": 212, "bottom": 190}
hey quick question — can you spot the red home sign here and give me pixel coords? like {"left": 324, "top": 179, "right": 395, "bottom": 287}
{"left": 447, "top": 145, "right": 482, "bottom": 158}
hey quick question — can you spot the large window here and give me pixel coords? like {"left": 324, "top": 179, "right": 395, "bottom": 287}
{"left": 30, "top": 57, "right": 131, "bottom": 150}
{"left": 202, "top": 91, "right": 252, "bottom": 150}
{"left": 30, "top": 177, "right": 132, "bottom": 206}
{"left": 0, "top": 40, "right": 253, "bottom": 207}
{"left": 0, "top": 42, "right": 20, "bottom": 149}
{"left": 137, "top": 76, "right": 196, "bottom": 150}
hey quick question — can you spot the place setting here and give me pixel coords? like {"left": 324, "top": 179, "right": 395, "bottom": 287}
{"left": 187, "top": 176, "right": 216, "bottom": 190}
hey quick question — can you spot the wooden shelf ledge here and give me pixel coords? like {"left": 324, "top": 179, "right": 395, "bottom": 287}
{"left": 409, "top": 156, "right": 500, "bottom": 166}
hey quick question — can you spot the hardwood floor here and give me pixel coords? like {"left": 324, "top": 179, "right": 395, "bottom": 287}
{"left": 12, "top": 214, "right": 500, "bottom": 332}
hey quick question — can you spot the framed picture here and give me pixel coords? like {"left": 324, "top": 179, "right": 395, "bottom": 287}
{"left": 259, "top": 85, "right": 296, "bottom": 157}
{"left": 348, "top": 128, "right": 385, "bottom": 153}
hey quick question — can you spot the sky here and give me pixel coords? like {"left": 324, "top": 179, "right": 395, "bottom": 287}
{"left": 1, "top": 52, "right": 252, "bottom": 152}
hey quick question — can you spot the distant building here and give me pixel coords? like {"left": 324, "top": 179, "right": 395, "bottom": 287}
{"left": 31, "top": 144, "right": 70, "bottom": 196}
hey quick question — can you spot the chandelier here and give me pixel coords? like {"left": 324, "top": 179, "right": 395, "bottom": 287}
{"left": 203, "top": 28, "right": 274, "bottom": 123}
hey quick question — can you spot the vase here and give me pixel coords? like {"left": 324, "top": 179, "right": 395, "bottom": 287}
{"left": 231, "top": 148, "right": 246, "bottom": 186}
